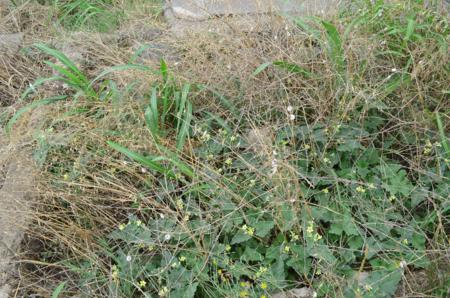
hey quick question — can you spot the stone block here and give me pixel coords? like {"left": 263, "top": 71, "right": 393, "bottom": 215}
{"left": 169, "top": 0, "right": 339, "bottom": 20}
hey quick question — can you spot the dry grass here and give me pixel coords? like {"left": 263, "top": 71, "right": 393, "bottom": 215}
{"left": 0, "top": 0, "right": 448, "bottom": 297}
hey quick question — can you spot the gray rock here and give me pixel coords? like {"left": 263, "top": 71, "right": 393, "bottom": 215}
{"left": 272, "top": 287, "right": 316, "bottom": 298}
{"left": 0, "top": 33, "right": 23, "bottom": 54}
{"left": 169, "top": 0, "right": 338, "bottom": 20}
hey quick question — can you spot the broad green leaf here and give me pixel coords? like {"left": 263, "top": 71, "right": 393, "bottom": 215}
{"left": 242, "top": 247, "right": 263, "bottom": 262}
{"left": 255, "top": 221, "right": 275, "bottom": 237}
{"left": 231, "top": 231, "right": 251, "bottom": 245}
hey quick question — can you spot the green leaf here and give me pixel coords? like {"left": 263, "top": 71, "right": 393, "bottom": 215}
{"left": 337, "top": 139, "right": 362, "bottom": 152}
{"left": 171, "top": 282, "right": 198, "bottom": 298}
{"left": 231, "top": 231, "right": 251, "bottom": 245}
{"left": 51, "top": 281, "right": 67, "bottom": 298}
{"left": 364, "top": 270, "right": 402, "bottom": 298}
{"left": 255, "top": 221, "right": 275, "bottom": 237}
{"left": 280, "top": 203, "right": 296, "bottom": 232}
{"left": 242, "top": 247, "right": 263, "bottom": 262}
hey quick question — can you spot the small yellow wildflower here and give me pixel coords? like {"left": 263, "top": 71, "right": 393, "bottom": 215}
{"left": 368, "top": 183, "right": 376, "bottom": 190}
{"left": 260, "top": 282, "right": 268, "bottom": 289}
{"left": 284, "top": 245, "right": 290, "bottom": 253}
{"left": 389, "top": 195, "right": 396, "bottom": 202}
{"left": 111, "top": 265, "right": 119, "bottom": 280}
{"left": 306, "top": 221, "right": 314, "bottom": 235}
{"left": 148, "top": 245, "right": 154, "bottom": 252}
{"left": 230, "top": 135, "right": 237, "bottom": 142}
{"left": 364, "top": 284, "right": 372, "bottom": 292}
{"left": 240, "top": 281, "right": 250, "bottom": 288}
{"left": 303, "top": 144, "right": 311, "bottom": 150}
{"left": 158, "top": 286, "right": 169, "bottom": 297}
{"left": 322, "top": 188, "right": 329, "bottom": 194}
{"left": 323, "top": 157, "right": 331, "bottom": 164}
{"left": 119, "top": 223, "right": 126, "bottom": 231}
{"left": 356, "top": 186, "right": 366, "bottom": 193}
{"left": 225, "top": 158, "right": 233, "bottom": 165}
{"left": 290, "top": 231, "right": 299, "bottom": 241}
{"left": 239, "top": 290, "right": 249, "bottom": 298}
{"left": 402, "top": 239, "right": 409, "bottom": 245}
{"left": 313, "top": 233, "right": 322, "bottom": 242}
{"left": 176, "top": 199, "right": 184, "bottom": 209}
{"left": 179, "top": 256, "right": 186, "bottom": 262}
{"left": 136, "top": 220, "right": 142, "bottom": 227}
{"left": 225, "top": 245, "right": 232, "bottom": 252}
{"left": 261, "top": 296, "right": 267, "bottom": 298}
{"left": 139, "top": 280, "right": 146, "bottom": 288}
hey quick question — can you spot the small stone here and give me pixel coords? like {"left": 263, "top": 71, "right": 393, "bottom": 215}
{"left": 272, "top": 287, "right": 315, "bottom": 298}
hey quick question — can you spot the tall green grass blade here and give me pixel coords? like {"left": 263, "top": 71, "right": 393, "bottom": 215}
{"left": 34, "top": 43, "right": 87, "bottom": 83}
{"left": 89, "top": 64, "right": 156, "bottom": 89}
{"left": 321, "top": 21, "right": 346, "bottom": 75}
{"left": 51, "top": 281, "right": 67, "bottom": 298}
{"left": 107, "top": 141, "right": 173, "bottom": 177}
{"left": 273, "top": 61, "right": 312, "bottom": 78}
{"left": 155, "top": 144, "right": 194, "bottom": 178}
{"left": 176, "top": 101, "right": 192, "bottom": 152}
{"left": 160, "top": 59, "right": 168, "bottom": 83}
{"left": 6, "top": 95, "right": 68, "bottom": 135}
{"left": 404, "top": 15, "right": 416, "bottom": 42}
{"left": 253, "top": 62, "right": 272, "bottom": 76}
{"left": 20, "top": 76, "right": 64, "bottom": 101}
{"left": 435, "top": 111, "right": 449, "bottom": 159}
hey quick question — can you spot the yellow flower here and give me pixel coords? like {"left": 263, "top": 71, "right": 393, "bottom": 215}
{"left": 290, "top": 231, "right": 299, "bottom": 241}
{"left": 225, "top": 158, "right": 233, "bottom": 165}
{"left": 356, "top": 186, "right": 366, "bottom": 193}
{"left": 247, "top": 227, "right": 255, "bottom": 236}
{"left": 119, "top": 223, "right": 126, "bottom": 231}
{"left": 364, "top": 284, "right": 372, "bottom": 292}
{"left": 322, "top": 188, "right": 329, "bottom": 194}
{"left": 402, "top": 239, "right": 408, "bottom": 245}
{"left": 261, "top": 296, "right": 267, "bottom": 298}
{"left": 63, "top": 174, "right": 69, "bottom": 180}
{"left": 368, "top": 183, "right": 376, "bottom": 189}
{"left": 284, "top": 245, "right": 290, "bottom": 253}
{"left": 225, "top": 245, "right": 232, "bottom": 252}
{"left": 313, "top": 233, "right": 322, "bottom": 242}
{"left": 179, "top": 256, "right": 186, "bottom": 262}
{"left": 260, "top": 282, "right": 268, "bottom": 289}
{"left": 239, "top": 290, "right": 249, "bottom": 297}
{"left": 139, "top": 280, "right": 146, "bottom": 288}
{"left": 136, "top": 220, "right": 142, "bottom": 227}
{"left": 158, "top": 286, "right": 169, "bottom": 297}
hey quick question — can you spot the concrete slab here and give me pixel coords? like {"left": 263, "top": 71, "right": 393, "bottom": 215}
{"left": 169, "top": 0, "right": 338, "bottom": 20}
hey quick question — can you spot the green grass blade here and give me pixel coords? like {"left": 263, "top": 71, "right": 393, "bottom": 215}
{"left": 273, "top": 61, "right": 312, "bottom": 78}
{"left": 253, "top": 62, "right": 272, "bottom": 76}
{"left": 435, "top": 111, "right": 449, "bottom": 158}
{"left": 160, "top": 59, "right": 168, "bottom": 83}
{"left": 20, "top": 76, "right": 64, "bottom": 101}
{"left": 51, "top": 281, "right": 67, "bottom": 298}
{"left": 107, "top": 141, "right": 173, "bottom": 177}
{"left": 176, "top": 101, "right": 192, "bottom": 151}
{"left": 6, "top": 95, "right": 68, "bottom": 135}
{"left": 88, "top": 64, "right": 156, "bottom": 90}
{"left": 321, "top": 21, "right": 346, "bottom": 75}
{"left": 34, "top": 43, "right": 88, "bottom": 83}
